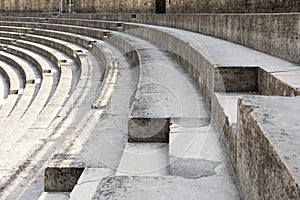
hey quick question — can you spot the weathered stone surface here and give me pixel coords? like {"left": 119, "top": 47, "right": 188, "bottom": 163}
{"left": 215, "top": 67, "right": 258, "bottom": 93}
{"left": 0, "top": 0, "right": 299, "bottom": 13}
{"left": 44, "top": 167, "right": 84, "bottom": 192}
{"left": 237, "top": 96, "right": 300, "bottom": 199}
{"left": 92, "top": 176, "right": 241, "bottom": 200}
{"left": 170, "top": 157, "right": 219, "bottom": 179}
{"left": 167, "top": 0, "right": 300, "bottom": 13}
{"left": 128, "top": 118, "right": 170, "bottom": 142}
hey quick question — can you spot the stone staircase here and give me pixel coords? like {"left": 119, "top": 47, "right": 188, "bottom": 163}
{"left": 0, "top": 13, "right": 298, "bottom": 200}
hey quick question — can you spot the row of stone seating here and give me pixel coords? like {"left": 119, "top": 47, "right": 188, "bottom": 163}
{"left": 0, "top": 16, "right": 298, "bottom": 199}
{"left": 0, "top": 22, "right": 108, "bottom": 199}
{"left": 24, "top": 18, "right": 239, "bottom": 199}
{"left": 0, "top": 18, "right": 239, "bottom": 199}
{"left": 46, "top": 17, "right": 300, "bottom": 199}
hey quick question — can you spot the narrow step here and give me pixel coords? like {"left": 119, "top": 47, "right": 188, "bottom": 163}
{"left": 69, "top": 168, "right": 114, "bottom": 200}
{"left": 6, "top": 45, "right": 53, "bottom": 74}
{"left": 0, "top": 94, "right": 18, "bottom": 124}
{"left": 0, "top": 73, "right": 6, "bottom": 106}
{"left": 0, "top": 60, "right": 23, "bottom": 94}
{"left": 38, "top": 192, "right": 70, "bottom": 200}
{"left": 0, "top": 50, "right": 37, "bottom": 84}
{"left": 116, "top": 143, "right": 169, "bottom": 176}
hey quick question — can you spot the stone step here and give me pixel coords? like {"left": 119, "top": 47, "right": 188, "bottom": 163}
{"left": 0, "top": 60, "right": 23, "bottom": 94}
{"left": 6, "top": 45, "right": 53, "bottom": 74}
{"left": 0, "top": 49, "right": 37, "bottom": 84}
{"left": 38, "top": 192, "right": 70, "bottom": 200}
{"left": 69, "top": 168, "right": 114, "bottom": 200}
{"left": 107, "top": 32, "right": 210, "bottom": 143}
{"left": 116, "top": 143, "right": 169, "bottom": 176}
{"left": 0, "top": 94, "right": 18, "bottom": 124}
{"left": 0, "top": 72, "right": 7, "bottom": 106}
{"left": 0, "top": 49, "right": 105, "bottom": 199}
{"left": 15, "top": 39, "right": 69, "bottom": 70}
{"left": 92, "top": 175, "right": 240, "bottom": 200}
{"left": 43, "top": 41, "right": 137, "bottom": 192}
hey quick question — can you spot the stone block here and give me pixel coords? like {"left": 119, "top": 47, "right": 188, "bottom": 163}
{"left": 44, "top": 167, "right": 84, "bottom": 192}
{"left": 128, "top": 117, "right": 170, "bottom": 142}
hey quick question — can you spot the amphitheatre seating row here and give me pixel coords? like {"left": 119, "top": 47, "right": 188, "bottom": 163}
{"left": 0, "top": 57, "right": 37, "bottom": 125}
{"left": 45, "top": 18, "right": 299, "bottom": 199}
{"left": 0, "top": 47, "right": 38, "bottom": 82}
{"left": 0, "top": 16, "right": 298, "bottom": 199}
{"left": 0, "top": 29, "right": 74, "bottom": 196}
{"left": 0, "top": 51, "right": 33, "bottom": 124}
{"left": 0, "top": 60, "right": 23, "bottom": 95}
{"left": 0, "top": 41, "right": 73, "bottom": 145}
{"left": 0, "top": 26, "right": 97, "bottom": 50}
{"left": 36, "top": 19, "right": 240, "bottom": 200}
{"left": 0, "top": 18, "right": 298, "bottom": 96}
{"left": 0, "top": 64, "right": 9, "bottom": 100}
{"left": 0, "top": 21, "right": 111, "bottom": 200}
{"left": 5, "top": 45, "right": 52, "bottom": 74}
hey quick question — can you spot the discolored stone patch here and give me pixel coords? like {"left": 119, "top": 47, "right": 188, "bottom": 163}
{"left": 92, "top": 175, "right": 240, "bottom": 200}
{"left": 170, "top": 157, "right": 220, "bottom": 179}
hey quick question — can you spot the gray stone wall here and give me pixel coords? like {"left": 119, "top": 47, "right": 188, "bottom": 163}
{"left": 1, "top": 0, "right": 299, "bottom": 13}
{"left": 0, "top": 0, "right": 49, "bottom": 12}
{"left": 0, "top": 0, "right": 156, "bottom": 13}
{"left": 167, "top": 0, "right": 300, "bottom": 13}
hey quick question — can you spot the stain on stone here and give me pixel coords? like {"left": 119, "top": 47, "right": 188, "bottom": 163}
{"left": 170, "top": 157, "right": 220, "bottom": 179}
{"left": 93, "top": 176, "right": 129, "bottom": 199}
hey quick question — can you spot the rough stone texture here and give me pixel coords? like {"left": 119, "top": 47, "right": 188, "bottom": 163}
{"left": 167, "top": 0, "right": 300, "bottom": 13}
{"left": 258, "top": 68, "right": 299, "bottom": 96}
{"left": 0, "top": 0, "right": 156, "bottom": 13}
{"left": 237, "top": 96, "right": 300, "bottom": 200}
{"left": 92, "top": 176, "right": 241, "bottom": 200}
{"left": 215, "top": 67, "right": 258, "bottom": 93}
{"left": 0, "top": 0, "right": 299, "bottom": 13}
{"left": 44, "top": 167, "right": 84, "bottom": 192}
{"left": 211, "top": 92, "right": 239, "bottom": 171}
{"left": 128, "top": 118, "right": 170, "bottom": 142}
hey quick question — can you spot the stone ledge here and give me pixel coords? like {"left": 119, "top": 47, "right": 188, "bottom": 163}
{"left": 237, "top": 96, "right": 300, "bottom": 199}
